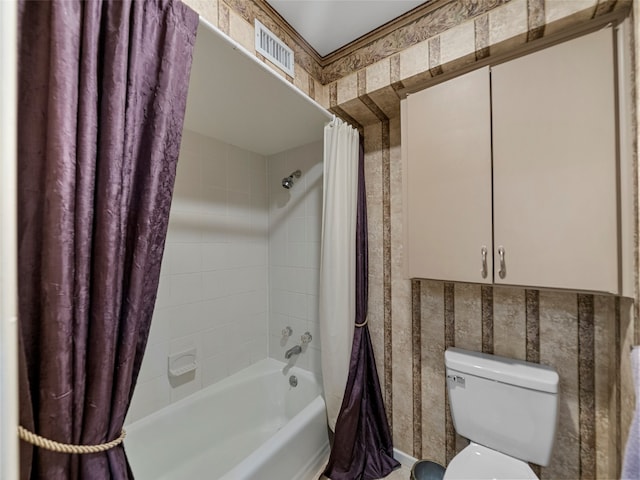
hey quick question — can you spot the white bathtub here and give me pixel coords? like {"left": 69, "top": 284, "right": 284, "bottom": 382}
{"left": 125, "top": 358, "right": 329, "bottom": 480}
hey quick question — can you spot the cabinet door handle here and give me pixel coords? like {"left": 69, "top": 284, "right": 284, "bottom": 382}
{"left": 498, "top": 246, "right": 506, "bottom": 279}
{"left": 481, "top": 246, "right": 488, "bottom": 279}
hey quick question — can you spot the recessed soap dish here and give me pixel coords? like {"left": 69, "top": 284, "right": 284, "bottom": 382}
{"left": 168, "top": 348, "right": 197, "bottom": 377}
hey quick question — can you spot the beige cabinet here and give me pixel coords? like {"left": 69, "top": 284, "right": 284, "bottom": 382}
{"left": 404, "top": 67, "right": 493, "bottom": 284}
{"left": 403, "top": 27, "right": 620, "bottom": 294}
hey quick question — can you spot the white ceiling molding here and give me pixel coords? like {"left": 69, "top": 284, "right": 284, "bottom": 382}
{"left": 266, "top": 0, "right": 426, "bottom": 57}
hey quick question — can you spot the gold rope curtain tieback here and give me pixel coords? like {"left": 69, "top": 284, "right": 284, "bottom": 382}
{"left": 355, "top": 317, "right": 368, "bottom": 328}
{"left": 18, "top": 425, "right": 126, "bottom": 454}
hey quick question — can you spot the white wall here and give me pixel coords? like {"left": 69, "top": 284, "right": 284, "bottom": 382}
{"left": 128, "top": 130, "right": 269, "bottom": 423}
{"left": 267, "top": 141, "right": 323, "bottom": 376}
{"left": 0, "top": 1, "right": 19, "bottom": 478}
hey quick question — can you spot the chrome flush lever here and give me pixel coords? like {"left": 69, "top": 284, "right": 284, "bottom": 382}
{"left": 447, "top": 374, "right": 465, "bottom": 387}
{"left": 498, "top": 246, "right": 506, "bottom": 279}
{"left": 481, "top": 246, "right": 488, "bottom": 279}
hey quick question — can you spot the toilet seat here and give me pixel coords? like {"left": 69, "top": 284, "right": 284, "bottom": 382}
{"left": 443, "top": 443, "right": 538, "bottom": 480}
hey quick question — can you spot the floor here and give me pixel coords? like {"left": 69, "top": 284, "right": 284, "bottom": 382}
{"left": 312, "top": 458, "right": 412, "bottom": 480}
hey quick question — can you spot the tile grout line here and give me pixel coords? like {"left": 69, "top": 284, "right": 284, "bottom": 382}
{"left": 481, "top": 285, "right": 494, "bottom": 354}
{"left": 525, "top": 289, "right": 541, "bottom": 477}
{"left": 382, "top": 120, "right": 393, "bottom": 433}
{"left": 578, "top": 294, "right": 596, "bottom": 478}
{"left": 444, "top": 282, "right": 455, "bottom": 465}
{"left": 412, "top": 279, "right": 422, "bottom": 459}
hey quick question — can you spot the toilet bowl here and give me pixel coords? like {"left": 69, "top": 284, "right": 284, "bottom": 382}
{"left": 443, "top": 348, "right": 559, "bottom": 480}
{"left": 443, "top": 443, "right": 537, "bottom": 480}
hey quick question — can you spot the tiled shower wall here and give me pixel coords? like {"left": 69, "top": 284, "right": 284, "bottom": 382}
{"left": 267, "top": 141, "right": 323, "bottom": 375}
{"left": 127, "top": 130, "right": 269, "bottom": 423}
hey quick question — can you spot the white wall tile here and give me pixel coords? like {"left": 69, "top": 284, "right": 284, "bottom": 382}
{"left": 270, "top": 266, "right": 287, "bottom": 291}
{"left": 305, "top": 243, "right": 320, "bottom": 269}
{"left": 135, "top": 130, "right": 270, "bottom": 421}
{"left": 201, "top": 326, "right": 229, "bottom": 358}
{"left": 126, "top": 376, "right": 171, "bottom": 425}
{"left": 228, "top": 346, "right": 252, "bottom": 375}
{"left": 201, "top": 138, "right": 227, "bottom": 189}
{"left": 287, "top": 216, "right": 307, "bottom": 243}
{"left": 305, "top": 319, "right": 321, "bottom": 347}
{"left": 270, "top": 314, "right": 289, "bottom": 338}
{"left": 305, "top": 268, "right": 319, "bottom": 296}
{"left": 201, "top": 186, "right": 227, "bottom": 217}
{"left": 164, "top": 243, "right": 202, "bottom": 275}
{"left": 307, "top": 346, "right": 322, "bottom": 377}
{"left": 227, "top": 190, "right": 252, "bottom": 220}
{"left": 306, "top": 216, "right": 321, "bottom": 244}
{"left": 202, "top": 270, "right": 225, "bottom": 300}
{"left": 166, "top": 212, "right": 203, "bottom": 243}
{"left": 289, "top": 292, "right": 308, "bottom": 320}
{"left": 251, "top": 169, "right": 267, "bottom": 198}
{"left": 271, "top": 289, "right": 289, "bottom": 316}
{"left": 246, "top": 290, "right": 268, "bottom": 315}
{"left": 169, "top": 273, "right": 203, "bottom": 305}
{"left": 168, "top": 302, "right": 206, "bottom": 339}
{"left": 200, "top": 214, "right": 232, "bottom": 243}
{"left": 227, "top": 292, "right": 253, "bottom": 317}
{"left": 286, "top": 243, "right": 307, "bottom": 268}
{"left": 137, "top": 341, "right": 169, "bottom": 384}
{"left": 289, "top": 197, "right": 306, "bottom": 219}
{"left": 288, "top": 267, "right": 308, "bottom": 294}
{"left": 246, "top": 337, "right": 267, "bottom": 362}
{"left": 201, "top": 243, "right": 230, "bottom": 271}
{"left": 227, "top": 145, "right": 250, "bottom": 193}
{"left": 202, "top": 354, "right": 229, "bottom": 387}
{"left": 155, "top": 275, "right": 172, "bottom": 308}
{"left": 148, "top": 307, "right": 170, "bottom": 346}
{"left": 269, "top": 333, "right": 285, "bottom": 359}
{"left": 306, "top": 294, "right": 319, "bottom": 324}
{"left": 267, "top": 141, "right": 323, "bottom": 372}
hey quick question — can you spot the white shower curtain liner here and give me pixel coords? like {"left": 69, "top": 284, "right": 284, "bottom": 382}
{"left": 319, "top": 117, "right": 359, "bottom": 431}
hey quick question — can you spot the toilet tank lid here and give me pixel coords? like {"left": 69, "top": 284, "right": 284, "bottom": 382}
{"left": 445, "top": 348, "right": 559, "bottom": 393}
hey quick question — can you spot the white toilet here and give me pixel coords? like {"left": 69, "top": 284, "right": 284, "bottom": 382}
{"left": 443, "top": 347, "right": 559, "bottom": 480}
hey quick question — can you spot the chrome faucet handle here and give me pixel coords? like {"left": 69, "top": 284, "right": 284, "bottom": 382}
{"left": 301, "top": 332, "right": 312, "bottom": 344}
{"left": 282, "top": 326, "right": 293, "bottom": 337}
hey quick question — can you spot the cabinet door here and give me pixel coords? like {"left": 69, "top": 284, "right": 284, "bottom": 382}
{"left": 492, "top": 28, "right": 618, "bottom": 292}
{"left": 405, "top": 67, "right": 493, "bottom": 283}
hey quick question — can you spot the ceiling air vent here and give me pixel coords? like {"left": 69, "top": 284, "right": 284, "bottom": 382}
{"left": 255, "top": 20, "right": 295, "bottom": 77}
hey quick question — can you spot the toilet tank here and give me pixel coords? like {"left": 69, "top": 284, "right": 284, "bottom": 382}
{"left": 445, "top": 348, "right": 559, "bottom": 466}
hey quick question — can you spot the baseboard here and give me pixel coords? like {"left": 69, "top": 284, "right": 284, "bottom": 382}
{"left": 394, "top": 448, "right": 418, "bottom": 469}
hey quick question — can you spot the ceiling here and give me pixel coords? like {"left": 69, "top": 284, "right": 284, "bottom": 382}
{"left": 266, "top": 0, "right": 426, "bottom": 57}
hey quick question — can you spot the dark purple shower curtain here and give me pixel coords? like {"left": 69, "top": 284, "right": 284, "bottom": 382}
{"left": 17, "top": 1, "right": 198, "bottom": 478}
{"left": 324, "top": 140, "right": 400, "bottom": 479}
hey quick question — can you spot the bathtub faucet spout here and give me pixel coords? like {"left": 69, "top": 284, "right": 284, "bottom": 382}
{"left": 285, "top": 345, "right": 302, "bottom": 359}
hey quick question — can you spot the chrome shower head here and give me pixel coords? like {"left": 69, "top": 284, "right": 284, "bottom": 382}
{"left": 282, "top": 170, "right": 301, "bottom": 189}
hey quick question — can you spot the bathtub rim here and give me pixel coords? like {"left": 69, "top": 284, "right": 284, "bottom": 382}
{"left": 125, "top": 357, "right": 322, "bottom": 432}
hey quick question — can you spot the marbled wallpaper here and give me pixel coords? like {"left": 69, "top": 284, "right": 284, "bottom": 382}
{"left": 328, "top": 0, "right": 632, "bottom": 126}
{"left": 363, "top": 116, "right": 635, "bottom": 479}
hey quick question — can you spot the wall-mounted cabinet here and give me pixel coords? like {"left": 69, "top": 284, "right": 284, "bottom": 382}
{"left": 402, "top": 27, "right": 630, "bottom": 295}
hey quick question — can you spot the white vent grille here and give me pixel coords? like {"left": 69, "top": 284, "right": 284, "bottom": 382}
{"left": 255, "top": 20, "right": 295, "bottom": 77}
